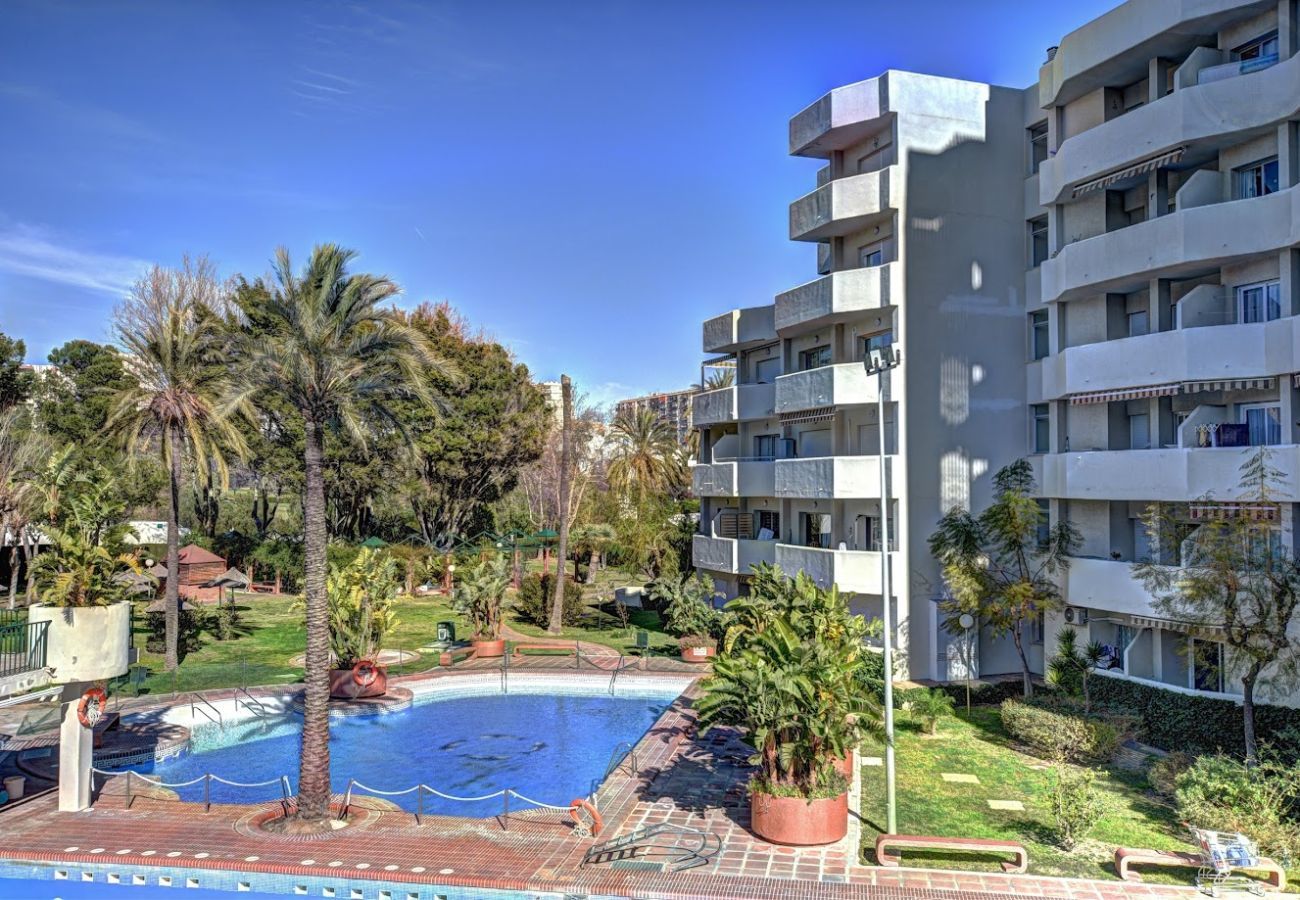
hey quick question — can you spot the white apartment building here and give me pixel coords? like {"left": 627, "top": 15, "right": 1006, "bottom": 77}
{"left": 692, "top": 0, "right": 1300, "bottom": 704}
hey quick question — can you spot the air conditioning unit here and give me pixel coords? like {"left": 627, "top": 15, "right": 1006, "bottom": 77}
{"left": 1063, "top": 606, "right": 1089, "bottom": 626}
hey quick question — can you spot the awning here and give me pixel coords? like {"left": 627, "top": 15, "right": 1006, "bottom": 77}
{"left": 1183, "top": 377, "right": 1274, "bottom": 393}
{"left": 1071, "top": 146, "right": 1187, "bottom": 198}
{"left": 1130, "top": 614, "right": 1225, "bottom": 639}
{"left": 780, "top": 408, "right": 835, "bottom": 425}
{"left": 1189, "top": 502, "right": 1279, "bottom": 522}
{"left": 1068, "top": 384, "right": 1179, "bottom": 405}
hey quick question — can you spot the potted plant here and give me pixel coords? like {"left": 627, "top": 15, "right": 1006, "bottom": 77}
{"left": 319, "top": 548, "right": 400, "bottom": 698}
{"left": 678, "top": 634, "right": 716, "bottom": 662}
{"left": 452, "top": 554, "right": 510, "bottom": 658}
{"left": 698, "top": 564, "right": 879, "bottom": 846}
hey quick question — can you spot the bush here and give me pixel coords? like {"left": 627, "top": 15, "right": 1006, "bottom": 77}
{"left": 514, "top": 573, "right": 585, "bottom": 628}
{"left": 1000, "top": 698, "right": 1130, "bottom": 763}
{"left": 933, "top": 678, "right": 1030, "bottom": 707}
{"left": 1175, "top": 753, "right": 1300, "bottom": 860}
{"left": 1147, "top": 751, "right": 1193, "bottom": 797}
{"left": 1051, "top": 766, "right": 1107, "bottom": 851}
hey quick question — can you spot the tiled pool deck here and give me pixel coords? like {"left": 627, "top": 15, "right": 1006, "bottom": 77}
{"left": 0, "top": 659, "right": 1197, "bottom": 900}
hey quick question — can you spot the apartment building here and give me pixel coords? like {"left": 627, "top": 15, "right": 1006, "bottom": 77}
{"left": 615, "top": 387, "right": 701, "bottom": 444}
{"left": 692, "top": 0, "right": 1300, "bottom": 703}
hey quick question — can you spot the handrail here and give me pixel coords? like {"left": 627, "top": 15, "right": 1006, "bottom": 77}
{"left": 233, "top": 687, "right": 268, "bottom": 718}
{"left": 185, "top": 693, "right": 223, "bottom": 730}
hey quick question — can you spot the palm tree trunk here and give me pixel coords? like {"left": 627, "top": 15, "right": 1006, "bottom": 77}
{"left": 10, "top": 530, "right": 24, "bottom": 606}
{"left": 548, "top": 375, "right": 572, "bottom": 635}
{"left": 23, "top": 532, "right": 36, "bottom": 601}
{"left": 584, "top": 550, "right": 597, "bottom": 585}
{"left": 1, "top": 515, "right": 11, "bottom": 610}
{"left": 297, "top": 417, "right": 332, "bottom": 824}
{"left": 165, "top": 426, "right": 183, "bottom": 672}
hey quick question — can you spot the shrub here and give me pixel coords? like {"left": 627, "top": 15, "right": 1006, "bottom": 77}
{"left": 1000, "top": 698, "right": 1129, "bottom": 763}
{"left": 514, "top": 573, "right": 585, "bottom": 628}
{"left": 651, "top": 573, "right": 722, "bottom": 639}
{"left": 907, "top": 687, "right": 956, "bottom": 735}
{"left": 1051, "top": 766, "right": 1107, "bottom": 851}
{"left": 1146, "top": 751, "right": 1193, "bottom": 797}
{"left": 1174, "top": 753, "right": 1300, "bottom": 860}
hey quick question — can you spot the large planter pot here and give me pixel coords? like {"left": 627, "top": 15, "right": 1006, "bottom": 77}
{"left": 328, "top": 667, "right": 388, "bottom": 699}
{"left": 27, "top": 602, "right": 131, "bottom": 683}
{"left": 833, "top": 753, "right": 853, "bottom": 779}
{"left": 680, "top": 644, "right": 716, "bottom": 663}
{"left": 472, "top": 638, "right": 506, "bottom": 658}
{"left": 750, "top": 789, "right": 848, "bottom": 846}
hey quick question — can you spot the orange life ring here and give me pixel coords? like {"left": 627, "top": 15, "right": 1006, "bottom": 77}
{"left": 568, "top": 797, "right": 603, "bottom": 837}
{"left": 77, "top": 687, "right": 107, "bottom": 729}
{"left": 352, "top": 659, "right": 379, "bottom": 687}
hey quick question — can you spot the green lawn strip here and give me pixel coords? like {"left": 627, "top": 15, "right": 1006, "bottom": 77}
{"left": 858, "top": 707, "right": 1191, "bottom": 883}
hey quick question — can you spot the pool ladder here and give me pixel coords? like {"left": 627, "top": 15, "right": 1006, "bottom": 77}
{"left": 185, "top": 693, "right": 224, "bottom": 730}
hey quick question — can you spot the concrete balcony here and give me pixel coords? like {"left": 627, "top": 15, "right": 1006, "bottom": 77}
{"left": 691, "top": 382, "right": 776, "bottom": 427}
{"left": 691, "top": 460, "right": 776, "bottom": 498}
{"left": 774, "top": 544, "right": 896, "bottom": 596}
{"left": 1040, "top": 52, "right": 1300, "bottom": 206}
{"left": 789, "top": 167, "right": 898, "bottom": 243}
{"left": 1042, "top": 185, "right": 1300, "bottom": 304}
{"left": 775, "top": 455, "right": 892, "bottom": 499}
{"left": 1062, "top": 556, "right": 1160, "bottom": 618}
{"left": 1033, "top": 445, "right": 1300, "bottom": 502}
{"left": 1041, "top": 316, "right": 1300, "bottom": 401}
{"left": 774, "top": 264, "right": 899, "bottom": 336}
{"left": 692, "top": 534, "right": 777, "bottom": 576}
{"left": 702, "top": 305, "right": 777, "bottom": 355}
{"left": 775, "top": 363, "right": 878, "bottom": 414}
{"left": 789, "top": 76, "right": 886, "bottom": 158}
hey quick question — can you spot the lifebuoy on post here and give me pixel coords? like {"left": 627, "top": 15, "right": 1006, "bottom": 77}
{"left": 77, "top": 687, "right": 107, "bottom": 729}
{"left": 568, "top": 797, "right": 603, "bottom": 838}
{"left": 352, "top": 659, "right": 378, "bottom": 687}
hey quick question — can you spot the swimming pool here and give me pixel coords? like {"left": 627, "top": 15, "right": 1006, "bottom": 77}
{"left": 107, "top": 683, "right": 678, "bottom": 818}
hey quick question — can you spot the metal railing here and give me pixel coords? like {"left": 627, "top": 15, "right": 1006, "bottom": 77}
{"left": 94, "top": 767, "right": 294, "bottom": 816}
{"left": 233, "top": 686, "right": 268, "bottom": 718}
{"left": 0, "top": 619, "right": 48, "bottom": 680}
{"left": 185, "top": 692, "right": 224, "bottom": 730}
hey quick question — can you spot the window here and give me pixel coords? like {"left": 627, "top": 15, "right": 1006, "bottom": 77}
{"left": 1129, "top": 413, "right": 1150, "bottom": 450}
{"left": 755, "top": 356, "right": 781, "bottom": 383}
{"left": 1029, "top": 216, "right": 1049, "bottom": 268}
{"left": 1133, "top": 519, "right": 1153, "bottom": 563}
{"left": 803, "top": 512, "right": 832, "bottom": 549}
{"left": 856, "top": 146, "right": 888, "bottom": 174}
{"left": 1238, "top": 280, "right": 1281, "bottom": 323}
{"left": 753, "top": 434, "right": 778, "bottom": 460}
{"left": 798, "top": 345, "right": 831, "bottom": 371}
{"left": 858, "top": 242, "right": 884, "bottom": 268}
{"left": 1127, "top": 309, "right": 1149, "bottom": 337}
{"left": 1242, "top": 404, "right": 1282, "bottom": 446}
{"left": 1030, "top": 310, "right": 1049, "bottom": 360}
{"left": 1030, "top": 609, "right": 1046, "bottom": 644}
{"left": 1192, "top": 638, "right": 1225, "bottom": 693}
{"left": 1035, "top": 499, "right": 1051, "bottom": 548}
{"left": 1028, "top": 122, "right": 1048, "bottom": 174}
{"left": 1236, "top": 157, "right": 1279, "bottom": 199}
{"left": 1032, "top": 403, "right": 1050, "bottom": 453}
{"left": 754, "top": 510, "right": 780, "bottom": 541}
{"left": 857, "top": 514, "right": 897, "bottom": 552}
{"left": 1235, "top": 31, "right": 1279, "bottom": 63}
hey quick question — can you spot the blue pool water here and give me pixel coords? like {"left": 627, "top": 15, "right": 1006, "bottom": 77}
{"left": 110, "top": 693, "right": 667, "bottom": 818}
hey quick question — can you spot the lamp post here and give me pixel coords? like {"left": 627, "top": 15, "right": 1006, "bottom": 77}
{"left": 864, "top": 342, "right": 900, "bottom": 835}
{"left": 959, "top": 612, "right": 976, "bottom": 717}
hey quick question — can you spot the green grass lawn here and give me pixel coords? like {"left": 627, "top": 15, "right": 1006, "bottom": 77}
{"left": 858, "top": 706, "right": 1194, "bottom": 882}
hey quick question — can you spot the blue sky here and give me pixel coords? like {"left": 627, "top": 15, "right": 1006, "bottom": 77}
{"left": 0, "top": 0, "right": 1114, "bottom": 409}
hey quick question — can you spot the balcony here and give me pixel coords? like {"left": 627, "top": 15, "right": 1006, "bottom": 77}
{"left": 775, "top": 456, "right": 891, "bottom": 499}
{"left": 774, "top": 264, "right": 899, "bottom": 335}
{"left": 775, "top": 363, "right": 878, "bottom": 414}
{"left": 691, "top": 382, "right": 776, "bottom": 427}
{"left": 1033, "top": 445, "right": 1300, "bottom": 502}
{"left": 702, "top": 305, "right": 777, "bottom": 355}
{"left": 691, "top": 460, "right": 776, "bottom": 498}
{"left": 789, "top": 76, "right": 887, "bottom": 158}
{"left": 692, "top": 534, "right": 777, "bottom": 576}
{"left": 1042, "top": 185, "right": 1300, "bottom": 304}
{"left": 774, "top": 544, "right": 896, "bottom": 595}
{"left": 1040, "top": 51, "right": 1300, "bottom": 206}
{"left": 789, "top": 167, "right": 898, "bottom": 242}
{"left": 1041, "top": 316, "right": 1300, "bottom": 401}
{"left": 1063, "top": 556, "right": 1161, "bottom": 617}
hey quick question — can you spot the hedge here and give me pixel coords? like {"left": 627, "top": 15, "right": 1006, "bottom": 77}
{"left": 934, "top": 678, "right": 1028, "bottom": 707}
{"left": 1090, "top": 676, "right": 1300, "bottom": 757}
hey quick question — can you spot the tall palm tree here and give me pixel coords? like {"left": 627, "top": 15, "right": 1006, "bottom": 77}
{"left": 107, "top": 258, "right": 251, "bottom": 670}
{"left": 606, "top": 407, "right": 681, "bottom": 502}
{"left": 0, "top": 409, "right": 48, "bottom": 608}
{"left": 233, "top": 244, "right": 453, "bottom": 828}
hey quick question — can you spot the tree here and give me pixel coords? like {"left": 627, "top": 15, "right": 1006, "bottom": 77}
{"left": 907, "top": 687, "right": 956, "bottom": 735}
{"left": 606, "top": 407, "right": 682, "bottom": 502}
{"left": 0, "top": 408, "right": 47, "bottom": 606}
{"left": 107, "top": 257, "right": 251, "bottom": 672}
{"left": 1047, "top": 627, "right": 1106, "bottom": 713}
{"left": 928, "top": 459, "right": 1079, "bottom": 698}
{"left": 452, "top": 553, "right": 510, "bottom": 641}
{"left": 1134, "top": 449, "right": 1300, "bottom": 765}
{"left": 0, "top": 331, "right": 32, "bottom": 410}
{"left": 549, "top": 375, "right": 573, "bottom": 635}
{"left": 570, "top": 522, "right": 616, "bottom": 583}
{"left": 232, "top": 244, "right": 453, "bottom": 828}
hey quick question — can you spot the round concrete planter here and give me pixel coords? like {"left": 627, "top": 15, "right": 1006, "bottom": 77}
{"left": 472, "top": 638, "right": 506, "bottom": 658}
{"left": 328, "top": 667, "right": 388, "bottom": 699}
{"left": 750, "top": 789, "right": 848, "bottom": 846}
{"left": 28, "top": 602, "right": 131, "bottom": 683}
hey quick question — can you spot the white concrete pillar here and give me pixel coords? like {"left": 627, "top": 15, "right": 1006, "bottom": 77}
{"left": 1280, "top": 0, "right": 1298, "bottom": 59}
{"left": 1151, "top": 628, "right": 1163, "bottom": 681}
{"left": 58, "top": 689, "right": 93, "bottom": 812}
{"left": 1279, "top": 121, "right": 1299, "bottom": 190}
{"left": 1283, "top": 249, "right": 1300, "bottom": 318}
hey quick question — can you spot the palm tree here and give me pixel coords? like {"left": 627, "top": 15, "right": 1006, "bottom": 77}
{"left": 606, "top": 407, "right": 680, "bottom": 502}
{"left": 0, "top": 409, "right": 48, "bottom": 608}
{"left": 232, "top": 244, "right": 454, "bottom": 828}
{"left": 107, "top": 258, "right": 251, "bottom": 671}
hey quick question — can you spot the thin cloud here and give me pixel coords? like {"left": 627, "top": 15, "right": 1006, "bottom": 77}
{"left": 292, "top": 79, "right": 351, "bottom": 95}
{"left": 301, "top": 66, "right": 360, "bottom": 88}
{"left": 0, "top": 224, "right": 148, "bottom": 295}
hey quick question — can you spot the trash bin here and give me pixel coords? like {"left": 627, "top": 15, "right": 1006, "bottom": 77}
{"left": 4, "top": 776, "right": 25, "bottom": 800}
{"left": 436, "top": 621, "right": 456, "bottom": 644}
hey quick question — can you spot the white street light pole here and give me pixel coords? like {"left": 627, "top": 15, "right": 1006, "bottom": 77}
{"left": 865, "top": 343, "right": 899, "bottom": 835}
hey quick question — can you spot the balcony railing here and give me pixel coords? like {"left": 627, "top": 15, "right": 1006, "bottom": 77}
{"left": 0, "top": 619, "right": 49, "bottom": 681}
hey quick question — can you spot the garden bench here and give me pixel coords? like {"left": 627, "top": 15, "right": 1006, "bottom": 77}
{"left": 511, "top": 643, "right": 577, "bottom": 658}
{"left": 1115, "top": 847, "right": 1285, "bottom": 890}
{"left": 875, "top": 834, "right": 1028, "bottom": 873}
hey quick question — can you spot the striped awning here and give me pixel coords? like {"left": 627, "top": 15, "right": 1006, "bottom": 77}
{"left": 1068, "top": 383, "right": 1179, "bottom": 405}
{"left": 780, "top": 408, "right": 835, "bottom": 425}
{"left": 1189, "top": 502, "right": 1279, "bottom": 522}
{"left": 1071, "top": 146, "right": 1187, "bottom": 198}
{"left": 1130, "top": 615, "right": 1225, "bottom": 639}
{"left": 1183, "top": 377, "right": 1274, "bottom": 393}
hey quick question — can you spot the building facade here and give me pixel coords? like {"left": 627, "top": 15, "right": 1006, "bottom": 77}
{"left": 615, "top": 387, "right": 701, "bottom": 444}
{"left": 692, "top": 0, "right": 1300, "bottom": 706}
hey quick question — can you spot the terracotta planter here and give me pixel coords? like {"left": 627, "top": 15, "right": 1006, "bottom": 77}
{"left": 833, "top": 753, "right": 853, "bottom": 779}
{"left": 328, "top": 667, "right": 388, "bottom": 699}
{"left": 680, "top": 644, "right": 716, "bottom": 663}
{"left": 750, "top": 789, "right": 848, "bottom": 846}
{"left": 472, "top": 638, "right": 506, "bottom": 658}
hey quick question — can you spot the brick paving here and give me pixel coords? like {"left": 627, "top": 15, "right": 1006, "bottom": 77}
{"left": 0, "top": 666, "right": 1197, "bottom": 900}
